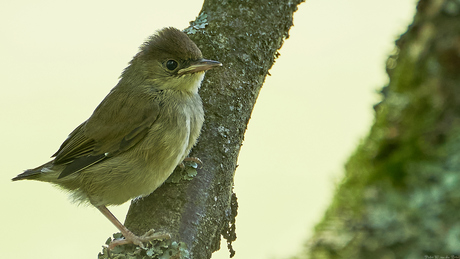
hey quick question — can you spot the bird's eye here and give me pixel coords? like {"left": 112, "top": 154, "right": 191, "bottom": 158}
{"left": 165, "top": 60, "right": 178, "bottom": 71}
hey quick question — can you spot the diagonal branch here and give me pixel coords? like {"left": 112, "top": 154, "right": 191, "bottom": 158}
{"left": 96, "top": 0, "right": 306, "bottom": 258}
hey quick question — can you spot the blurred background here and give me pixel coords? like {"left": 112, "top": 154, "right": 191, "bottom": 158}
{"left": 0, "top": 0, "right": 416, "bottom": 258}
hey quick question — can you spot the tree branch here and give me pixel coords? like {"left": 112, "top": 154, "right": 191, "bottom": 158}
{"left": 301, "top": 0, "right": 460, "bottom": 257}
{"left": 98, "top": 0, "right": 305, "bottom": 258}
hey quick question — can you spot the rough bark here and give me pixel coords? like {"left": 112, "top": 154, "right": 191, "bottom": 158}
{"left": 98, "top": 0, "right": 304, "bottom": 258}
{"left": 296, "top": 0, "right": 460, "bottom": 258}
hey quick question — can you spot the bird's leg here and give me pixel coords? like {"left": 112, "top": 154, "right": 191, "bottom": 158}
{"left": 179, "top": 157, "right": 203, "bottom": 169}
{"left": 96, "top": 205, "right": 170, "bottom": 249}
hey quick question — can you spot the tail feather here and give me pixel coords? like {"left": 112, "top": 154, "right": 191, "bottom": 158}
{"left": 12, "top": 169, "right": 42, "bottom": 181}
{"left": 12, "top": 161, "right": 55, "bottom": 181}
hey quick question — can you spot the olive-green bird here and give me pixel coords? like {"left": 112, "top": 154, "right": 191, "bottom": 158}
{"left": 12, "top": 27, "right": 222, "bottom": 249}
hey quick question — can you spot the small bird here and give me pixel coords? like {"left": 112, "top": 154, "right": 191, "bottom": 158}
{"left": 12, "top": 27, "right": 222, "bottom": 249}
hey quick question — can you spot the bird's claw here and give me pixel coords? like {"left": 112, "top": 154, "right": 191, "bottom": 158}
{"left": 108, "top": 229, "right": 171, "bottom": 250}
{"left": 180, "top": 157, "right": 203, "bottom": 169}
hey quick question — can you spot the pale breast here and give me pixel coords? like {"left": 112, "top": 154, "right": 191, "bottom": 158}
{"left": 69, "top": 91, "right": 204, "bottom": 206}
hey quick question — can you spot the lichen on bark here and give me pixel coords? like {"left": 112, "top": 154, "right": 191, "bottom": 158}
{"left": 301, "top": 0, "right": 460, "bottom": 258}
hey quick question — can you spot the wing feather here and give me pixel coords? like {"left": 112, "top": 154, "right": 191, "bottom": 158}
{"left": 52, "top": 89, "right": 161, "bottom": 179}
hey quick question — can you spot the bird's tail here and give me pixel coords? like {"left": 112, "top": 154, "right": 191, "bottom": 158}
{"left": 12, "top": 169, "right": 42, "bottom": 181}
{"left": 12, "top": 161, "right": 54, "bottom": 181}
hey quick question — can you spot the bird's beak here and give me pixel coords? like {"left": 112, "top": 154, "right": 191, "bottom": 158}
{"left": 178, "top": 59, "right": 222, "bottom": 75}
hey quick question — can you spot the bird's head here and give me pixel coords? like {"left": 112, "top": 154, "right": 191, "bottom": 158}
{"left": 122, "top": 27, "right": 221, "bottom": 94}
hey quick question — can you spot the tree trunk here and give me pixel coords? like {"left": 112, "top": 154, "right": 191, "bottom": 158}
{"left": 98, "top": 0, "right": 304, "bottom": 258}
{"left": 301, "top": 0, "right": 460, "bottom": 258}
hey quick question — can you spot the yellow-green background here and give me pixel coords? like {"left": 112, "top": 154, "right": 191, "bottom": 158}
{"left": 1, "top": 1, "right": 415, "bottom": 258}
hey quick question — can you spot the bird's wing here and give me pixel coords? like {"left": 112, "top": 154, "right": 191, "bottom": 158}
{"left": 52, "top": 90, "right": 160, "bottom": 179}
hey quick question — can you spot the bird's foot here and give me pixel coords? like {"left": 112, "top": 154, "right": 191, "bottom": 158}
{"left": 180, "top": 157, "right": 203, "bottom": 169}
{"left": 108, "top": 229, "right": 171, "bottom": 250}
